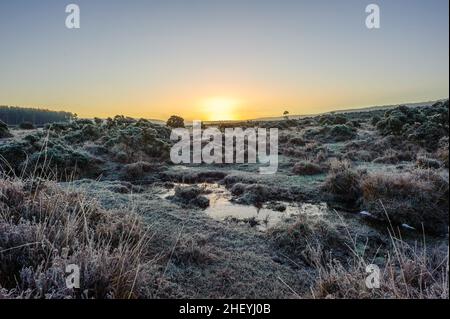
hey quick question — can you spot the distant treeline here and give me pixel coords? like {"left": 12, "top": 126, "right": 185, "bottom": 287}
{"left": 0, "top": 106, "right": 75, "bottom": 126}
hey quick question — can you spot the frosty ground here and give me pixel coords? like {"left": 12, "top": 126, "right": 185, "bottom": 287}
{"left": 0, "top": 101, "right": 448, "bottom": 298}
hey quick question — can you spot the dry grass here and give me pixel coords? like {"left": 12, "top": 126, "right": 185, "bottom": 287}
{"left": 292, "top": 161, "right": 323, "bottom": 176}
{"left": 270, "top": 208, "right": 448, "bottom": 299}
{"left": 323, "top": 160, "right": 363, "bottom": 209}
{"left": 307, "top": 212, "right": 449, "bottom": 299}
{"left": 0, "top": 175, "right": 156, "bottom": 299}
{"left": 269, "top": 214, "right": 352, "bottom": 266}
{"left": 121, "top": 161, "right": 159, "bottom": 181}
{"left": 361, "top": 169, "right": 449, "bottom": 234}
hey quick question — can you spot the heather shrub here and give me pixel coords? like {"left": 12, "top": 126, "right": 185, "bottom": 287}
{"left": 318, "top": 114, "right": 348, "bottom": 125}
{"left": 232, "top": 183, "right": 270, "bottom": 205}
{"left": 0, "top": 120, "right": 12, "bottom": 139}
{"left": 292, "top": 161, "right": 323, "bottom": 175}
{"left": 371, "top": 116, "right": 381, "bottom": 126}
{"left": 416, "top": 156, "right": 442, "bottom": 169}
{"left": 344, "top": 150, "right": 374, "bottom": 162}
{"left": 323, "top": 160, "right": 362, "bottom": 209}
{"left": 19, "top": 122, "right": 35, "bottom": 130}
{"left": 376, "top": 102, "right": 449, "bottom": 150}
{"left": 373, "top": 149, "right": 415, "bottom": 164}
{"left": 328, "top": 125, "right": 357, "bottom": 142}
{"left": 361, "top": 169, "right": 449, "bottom": 234}
{"left": 170, "top": 185, "right": 210, "bottom": 209}
{"left": 121, "top": 161, "right": 158, "bottom": 181}
{"left": 269, "top": 214, "right": 352, "bottom": 265}
{"left": 436, "top": 137, "right": 449, "bottom": 168}
{"left": 303, "top": 125, "right": 356, "bottom": 142}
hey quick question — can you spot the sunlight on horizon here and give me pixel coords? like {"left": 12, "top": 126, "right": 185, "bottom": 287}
{"left": 0, "top": 1, "right": 448, "bottom": 121}
{"left": 200, "top": 97, "right": 241, "bottom": 121}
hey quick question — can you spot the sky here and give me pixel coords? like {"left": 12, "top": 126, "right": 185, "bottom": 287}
{"left": 0, "top": 0, "right": 448, "bottom": 121}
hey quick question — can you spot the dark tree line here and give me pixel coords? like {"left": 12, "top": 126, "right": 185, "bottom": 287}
{"left": 0, "top": 106, "right": 75, "bottom": 126}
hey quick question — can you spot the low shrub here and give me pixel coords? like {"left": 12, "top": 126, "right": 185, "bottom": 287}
{"left": 0, "top": 178, "right": 154, "bottom": 298}
{"left": 436, "top": 137, "right": 449, "bottom": 168}
{"left": 416, "top": 156, "right": 442, "bottom": 169}
{"left": 323, "top": 160, "right": 362, "bottom": 209}
{"left": 170, "top": 185, "right": 210, "bottom": 209}
{"left": 361, "top": 169, "right": 449, "bottom": 234}
{"left": 308, "top": 239, "right": 448, "bottom": 299}
{"left": 19, "top": 122, "right": 35, "bottom": 130}
{"left": 292, "top": 161, "right": 323, "bottom": 175}
{"left": 376, "top": 102, "right": 449, "bottom": 150}
{"left": 0, "top": 120, "right": 12, "bottom": 139}
{"left": 269, "top": 214, "right": 351, "bottom": 265}
{"left": 232, "top": 183, "right": 270, "bottom": 205}
{"left": 121, "top": 161, "right": 158, "bottom": 181}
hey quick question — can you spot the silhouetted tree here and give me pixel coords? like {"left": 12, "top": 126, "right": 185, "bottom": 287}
{"left": 283, "top": 110, "right": 289, "bottom": 120}
{"left": 166, "top": 115, "right": 185, "bottom": 128}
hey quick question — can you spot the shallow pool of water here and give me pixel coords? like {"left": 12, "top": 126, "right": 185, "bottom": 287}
{"left": 160, "top": 183, "right": 328, "bottom": 231}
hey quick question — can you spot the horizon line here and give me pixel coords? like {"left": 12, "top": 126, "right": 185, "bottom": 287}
{"left": 1, "top": 96, "right": 448, "bottom": 123}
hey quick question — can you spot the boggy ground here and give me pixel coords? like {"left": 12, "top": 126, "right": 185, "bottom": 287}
{"left": 0, "top": 101, "right": 448, "bottom": 298}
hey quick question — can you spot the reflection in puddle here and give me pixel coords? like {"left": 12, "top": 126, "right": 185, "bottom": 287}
{"left": 160, "top": 183, "right": 328, "bottom": 231}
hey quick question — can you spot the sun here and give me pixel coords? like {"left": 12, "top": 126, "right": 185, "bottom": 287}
{"left": 201, "top": 97, "right": 240, "bottom": 121}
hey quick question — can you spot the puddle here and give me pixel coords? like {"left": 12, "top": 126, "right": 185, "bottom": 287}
{"left": 160, "top": 183, "right": 327, "bottom": 231}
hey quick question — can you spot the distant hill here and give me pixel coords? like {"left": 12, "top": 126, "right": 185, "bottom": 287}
{"left": 252, "top": 99, "right": 447, "bottom": 122}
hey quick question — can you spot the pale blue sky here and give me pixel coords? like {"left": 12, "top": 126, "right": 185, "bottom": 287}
{"left": 0, "top": 0, "right": 448, "bottom": 120}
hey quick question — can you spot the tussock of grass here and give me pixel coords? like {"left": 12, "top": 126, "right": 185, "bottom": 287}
{"left": 270, "top": 211, "right": 448, "bottom": 299}
{"left": 269, "top": 214, "right": 352, "bottom": 266}
{"left": 323, "top": 160, "right": 363, "bottom": 209}
{"left": 292, "top": 161, "right": 323, "bottom": 176}
{"left": 361, "top": 169, "right": 449, "bottom": 234}
{"left": 306, "top": 217, "right": 449, "bottom": 299}
{"left": 121, "top": 161, "right": 159, "bottom": 181}
{"left": 0, "top": 176, "right": 154, "bottom": 298}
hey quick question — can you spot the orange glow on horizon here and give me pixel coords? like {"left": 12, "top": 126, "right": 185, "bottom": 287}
{"left": 199, "top": 97, "right": 241, "bottom": 121}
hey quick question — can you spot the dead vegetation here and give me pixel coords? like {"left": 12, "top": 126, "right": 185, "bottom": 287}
{"left": 323, "top": 160, "right": 363, "bottom": 210}
{"left": 0, "top": 101, "right": 448, "bottom": 299}
{"left": 292, "top": 161, "right": 324, "bottom": 176}
{"left": 270, "top": 212, "right": 448, "bottom": 299}
{"left": 307, "top": 223, "right": 449, "bottom": 299}
{"left": 0, "top": 176, "right": 155, "bottom": 298}
{"left": 361, "top": 169, "right": 449, "bottom": 234}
